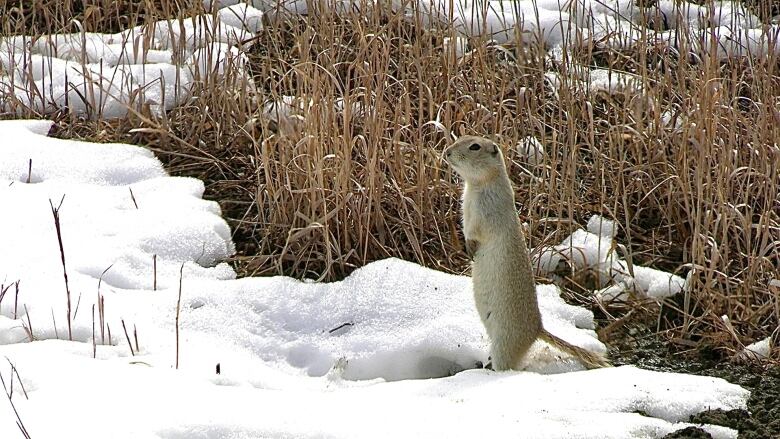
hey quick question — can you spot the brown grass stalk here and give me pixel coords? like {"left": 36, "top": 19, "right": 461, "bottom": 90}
{"left": 49, "top": 196, "right": 72, "bottom": 341}
{"left": 0, "top": 362, "right": 32, "bottom": 439}
{"left": 22, "top": 305, "right": 33, "bottom": 342}
{"left": 92, "top": 304, "right": 96, "bottom": 358}
{"left": 97, "top": 265, "right": 112, "bottom": 345}
{"left": 0, "top": 283, "right": 10, "bottom": 308}
{"left": 175, "top": 263, "right": 184, "bottom": 369}
{"left": 13, "top": 281, "right": 19, "bottom": 319}
{"left": 121, "top": 319, "right": 135, "bottom": 356}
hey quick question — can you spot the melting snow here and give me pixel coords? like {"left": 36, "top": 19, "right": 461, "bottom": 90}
{"left": 0, "top": 118, "right": 750, "bottom": 438}
{"left": 2, "top": 1, "right": 775, "bottom": 118}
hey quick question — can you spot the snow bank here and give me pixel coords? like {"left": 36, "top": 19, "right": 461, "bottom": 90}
{"left": 534, "top": 215, "right": 686, "bottom": 300}
{"left": 0, "top": 4, "right": 260, "bottom": 118}
{"left": 170, "top": 257, "right": 610, "bottom": 381}
{"left": 0, "top": 120, "right": 600, "bottom": 378}
{"left": 0, "top": 118, "right": 750, "bottom": 437}
{"left": 0, "top": 340, "right": 748, "bottom": 439}
{"left": 0, "top": 119, "right": 235, "bottom": 347}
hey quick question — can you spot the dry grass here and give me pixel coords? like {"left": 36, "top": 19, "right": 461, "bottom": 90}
{"left": 1, "top": 0, "right": 778, "bottom": 360}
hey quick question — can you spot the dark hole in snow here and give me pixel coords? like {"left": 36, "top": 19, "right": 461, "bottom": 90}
{"left": 415, "top": 356, "right": 467, "bottom": 379}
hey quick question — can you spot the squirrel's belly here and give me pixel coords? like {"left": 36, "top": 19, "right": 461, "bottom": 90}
{"left": 471, "top": 256, "right": 507, "bottom": 317}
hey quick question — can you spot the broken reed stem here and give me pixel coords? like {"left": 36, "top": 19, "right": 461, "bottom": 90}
{"left": 51, "top": 308, "right": 59, "bottom": 339}
{"left": 175, "top": 263, "right": 184, "bottom": 369}
{"left": 133, "top": 324, "right": 139, "bottom": 353}
{"left": 6, "top": 364, "right": 13, "bottom": 399}
{"left": 0, "top": 366, "right": 32, "bottom": 439}
{"left": 92, "top": 304, "right": 96, "bottom": 358}
{"left": 121, "top": 319, "right": 135, "bottom": 356}
{"left": 98, "top": 265, "right": 112, "bottom": 345}
{"left": 49, "top": 196, "right": 72, "bottom": 341}
{"left": 129, "top": 187, "right": 139, "bottom": 208}
{"left": 13, "top": 281, "right": 19, "bottom": 319}
{"left": 153, "top": 254, "right": 157, "bottom": 291}
{"left": 99, "top": 295, "right": 106, "bottom": 345}
{"left": 5, "top": 358, "right": 29, "bottom": 400}
{"left": 26, "top": 159, "right": 31, "bottom": 184}
{"left": 22, "top": 305, "right": 32, "bottom": 342}
{"left": 72, "top": 292, "right": 82, "bottom": 319}
{"left": 0, "top": 283, "right": 9, "bottom": 308}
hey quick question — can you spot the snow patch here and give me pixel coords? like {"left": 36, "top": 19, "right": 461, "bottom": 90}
{"left": 516, "top": 136, "right": 547, "bottom": 167}
{"left": 534, "top": 215, "right": 685, "bottom": 300}
{"left": 0, "top": 4, "right": 261, "bottom": 118}
{"left": 0, "top": 119, "right": 750, "bottom": 437}
{"left": 738, "top": 336, "right": 772, "bottom": 361}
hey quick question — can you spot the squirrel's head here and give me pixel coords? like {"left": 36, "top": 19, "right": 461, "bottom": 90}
{"left": 444, "top": 135, "right": 506, "bottom": 183}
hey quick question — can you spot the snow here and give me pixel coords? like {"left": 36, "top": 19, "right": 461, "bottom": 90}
{"left": 587, "top": 68, "right": 643, "bottom": 94}
{"left": 0, "top": 339, "right": 746, "bottom": 439}
{"left": 392, "top": 0, "right": 779, "bottom": 61}
{"left": 534, "top": 215, "right": 686, "bottom": 300}
{"left": 516, "top": 136, "right": 546, "bottom": 167}
{"left": 262, "top": 95, "right": 310, "bottom": 135}
{"left": 263, "top": 95, "right": 375, "bottom": 135}
{"left": 0, "top": 119, "right": 750, "bottom": 437}
{"left": 0, "top": 4, "right": 258, "bottom": 117}
{"left": 738, "top": 336, "right": 772, "bottom": 361}
{"left": 2, "top": 1, "right": 776, "bottom": 119}
{"left": 1, "top": 0, "right": 767, "bottom": 434}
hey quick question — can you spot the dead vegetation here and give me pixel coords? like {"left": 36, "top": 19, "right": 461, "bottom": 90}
{"left": 1, "top": 0, "right": 778, "bottom": 361}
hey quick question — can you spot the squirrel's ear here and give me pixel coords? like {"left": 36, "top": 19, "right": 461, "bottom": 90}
{"left": 490, "top": 143, "right": 499, "bottom": 155}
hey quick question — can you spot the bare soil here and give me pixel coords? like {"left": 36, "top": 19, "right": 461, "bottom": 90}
{"left": 607, "top": 315, "right": 780, "bottom": 439}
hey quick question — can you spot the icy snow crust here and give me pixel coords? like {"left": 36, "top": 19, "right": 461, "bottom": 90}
{"left": 0, "top": 119, "right": 749, "bottom": 437}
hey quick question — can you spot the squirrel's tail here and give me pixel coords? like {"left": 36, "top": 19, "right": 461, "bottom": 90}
{"left": 538, "top": 328, "right": 612, "bottom": 369}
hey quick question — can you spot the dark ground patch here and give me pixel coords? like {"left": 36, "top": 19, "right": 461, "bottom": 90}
{"left": 607, "top": 318, "right": 779, "bottom": 439}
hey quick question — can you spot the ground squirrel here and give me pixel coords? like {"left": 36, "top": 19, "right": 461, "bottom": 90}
{"left": 444, "top": 135, "right": 610, "bottom": 370}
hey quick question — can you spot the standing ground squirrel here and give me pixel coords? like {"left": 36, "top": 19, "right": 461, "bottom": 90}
{"left": 444, "top": 135, "right": 610, "bottom": 370}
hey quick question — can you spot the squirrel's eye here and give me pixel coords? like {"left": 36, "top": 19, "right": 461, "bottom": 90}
{"left": 469, "top": 143, "right": 481, "bottom": 151}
